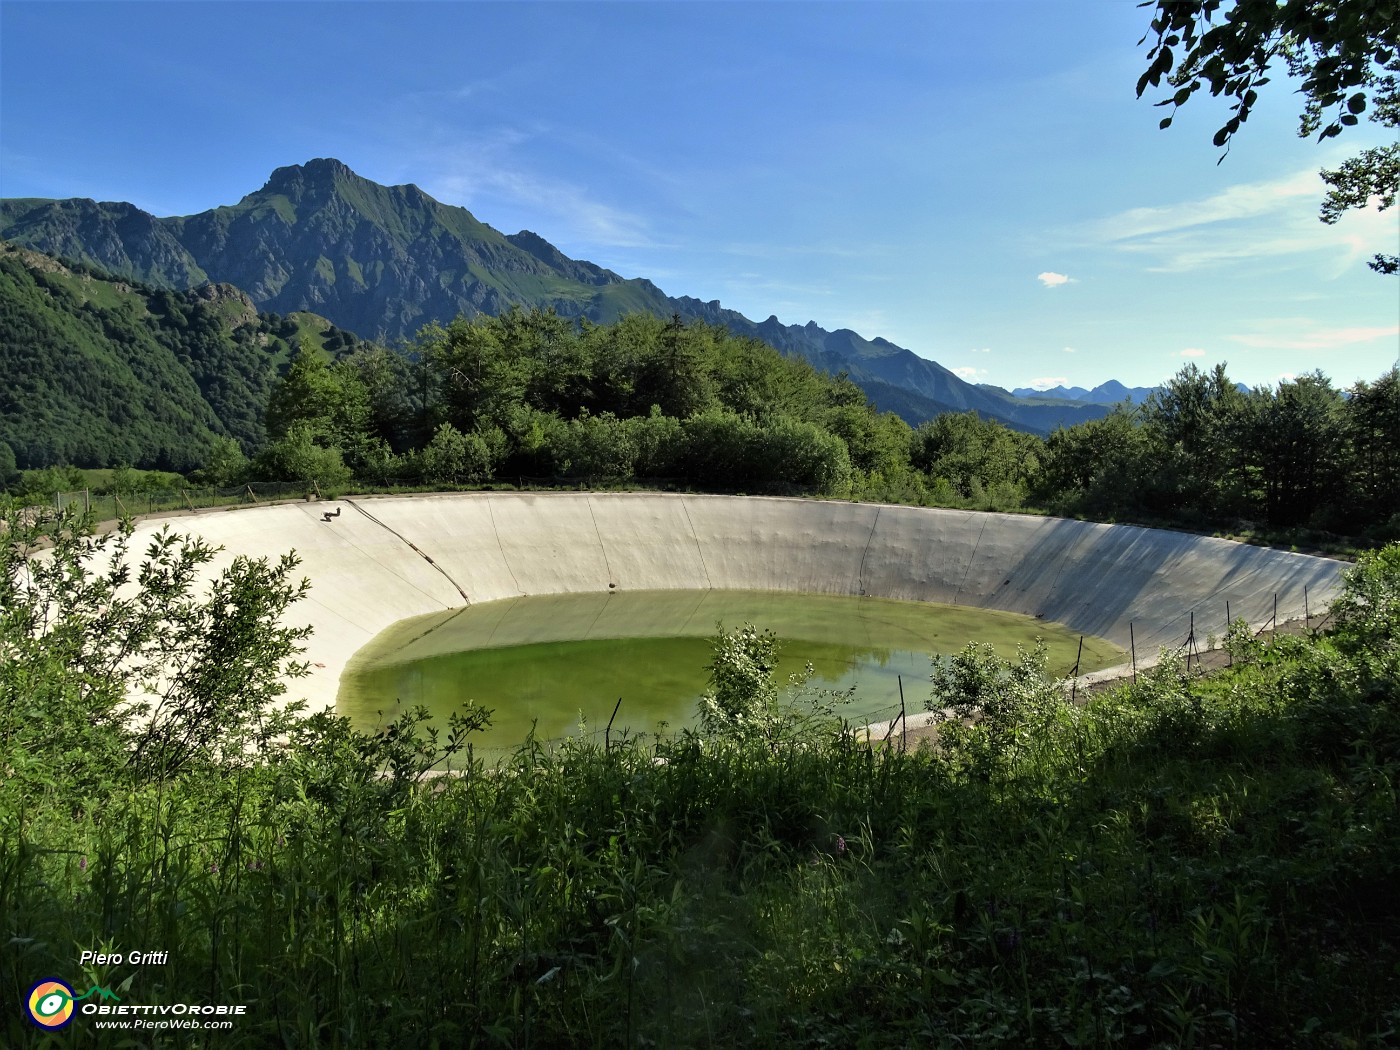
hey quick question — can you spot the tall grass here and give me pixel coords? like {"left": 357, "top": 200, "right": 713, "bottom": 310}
{"left": 3, "top": 540, "right": 1398, "bottom": 1046}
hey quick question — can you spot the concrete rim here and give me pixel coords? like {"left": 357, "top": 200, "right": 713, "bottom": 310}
{"left": 116, "top": 492, "right": 1347, "bottom": 713}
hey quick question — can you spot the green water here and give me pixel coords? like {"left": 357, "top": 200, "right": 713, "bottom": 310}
{"left": 337, "top": 590, "right": 1124, "bottom": 753}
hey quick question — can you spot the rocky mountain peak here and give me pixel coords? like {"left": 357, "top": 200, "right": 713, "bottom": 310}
{"left": 1, "top": 159, "right": 1122, "bottom": 433}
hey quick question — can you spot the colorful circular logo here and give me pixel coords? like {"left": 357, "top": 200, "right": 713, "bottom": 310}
{"left": 27, "top": 979, "right": 76, "bottom": 1029}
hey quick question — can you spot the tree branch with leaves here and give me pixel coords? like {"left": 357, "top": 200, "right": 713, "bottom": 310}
{"left": 1138, "top": 0, "right": 1399, "bottom": 273}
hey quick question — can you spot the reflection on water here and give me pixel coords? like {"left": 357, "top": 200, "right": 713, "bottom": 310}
{"left": 337, "top": 590, "right": 1123, "bottom": 753}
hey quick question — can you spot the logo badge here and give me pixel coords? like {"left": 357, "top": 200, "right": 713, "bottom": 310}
{"left": 27, "top": 979, "right": 76, "bottom": 1029}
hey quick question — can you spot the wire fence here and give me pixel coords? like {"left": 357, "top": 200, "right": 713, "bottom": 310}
{"left": 26, "top": 483, "right": 1334, "bottom": 759}
{"left": 358, "top": 579, "right": 1335, "bottom": 771}
{"left": 35, "top": 475, "right": 824, "bottom": 527}
{"left": 46, "top": 481, "right": 317, "bottom": 522}
{"left": 447, "top": 692, "right": 923, "bottom": 767}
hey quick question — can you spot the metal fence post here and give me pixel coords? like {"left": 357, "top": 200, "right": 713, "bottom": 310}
{"left": 605, "top": 697, "right": 622, "bottom": 753}
{"left": 1226, "top": 601, "right": 1232, "bottom": 666}
{"left": 1071, "top": 635, "right": 1084, "bottom": 702}
{"left": 897, "top": 675, "right": 907, "bottom": 753}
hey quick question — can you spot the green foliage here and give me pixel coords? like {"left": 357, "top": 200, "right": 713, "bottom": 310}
{"left": 1139, "top": 0, "right": 1398, "bottom": 272}
{"left": 698, "top": 622, "right": 782, "bottom": 733}
{"left": 1255, "top": 370, "right": 1347, "bottom": 527}
{"left": 265, "top": 341, "right": 371, "bottom": 447}
{"left": 697, "top": 621, "right": 854, "bottom": 748}
{"left": 1038, "top": 362, "right": 1399, "bottom": 537}
{"left": 558, "top": 410, "right": 638, "bottom": 478}
{"left": 1348, "top": 367, "right": 1400, "bottom": 524}
{"left": 0, "top": 247, "right": 295, "bottom": 470}
{"left": 2, "top": 513, "right": 1399, "bottom": 1045}
{"left": 1038, "top": 407, "right": 1150, "bottom": 517}
{"left": 911, "top": 411, "right": 1040, "bottom": 503}
{"left": 0, "top": 504, "right": 310, "bottom": 791}
{"left": 255, "top": 422, "right": 352, "bottom": 490}
{"left": 190, "top": 434, "right": 250, "bottom": 487}
{"left": 823, "top": 404, "right": 914, "bottom": 478}
{"left": 929, "top": 641, "right": 1069, "bottom": 781}
{"left": 1330, "top": 543, "right": 1400, "bottom": 655}
{"left": 10, "top": 249, "right": 1400, "bottom": 543}
{"left": 13, "top": 463, "right": 86, "bottom": 501}
{"left": 417, "top": 421, "right": 493, "bottom": 484}
{"left": 395, "top": 310, "right": 864, "bottom": 494}
{"left": 346, "top": 343, "right": 418, "bottom": 452}
{"left": 761, "top": 414, "right": 854, "bottom": 494}
{"left": 1140, "top": 362, "right": 1252, "bottom": 517}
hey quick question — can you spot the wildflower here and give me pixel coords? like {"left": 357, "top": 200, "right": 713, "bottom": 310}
{"left": 247, "top": 860, "right": 264, "bottom": 872}
{"left": 210, "top": 862, "right": 219, "bottom": 874}
{"left": 835, "top": 835, "right": 847, "bottom": 856}
{"left": 78, "top": 856, "right": 87, "bottom": 873}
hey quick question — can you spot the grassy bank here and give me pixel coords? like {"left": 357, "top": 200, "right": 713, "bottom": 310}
{"left": 2, "top": 513, "right": 1397, "bottom": 1047}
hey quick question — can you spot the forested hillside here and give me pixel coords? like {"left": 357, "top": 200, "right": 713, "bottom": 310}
{"left": 0, "top": 244, "right": 358, "bottom": 471}
{"left": 0, "top": 160, "right": 1111, "bottom": 433}
{"left": 4, "top": 239, "right": 1398, "bottom": 541}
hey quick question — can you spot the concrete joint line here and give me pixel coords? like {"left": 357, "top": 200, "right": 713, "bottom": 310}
{"left": 323, "top": 512, "right": 456, "bottom": 609}
{"left": 484, "top": 497, "right": 524, "bottom": 596}
{"left": 344, "top": 498, "right": 471, "bottom": 604}
{"left": 955, "top": 514, "right": 990, "bottom": 606}
{"left": 856, "top": 505, "right": 882, "bottom": 596}
{"left": 1044, "top": 525, "right": 1093, "bottom": 615}
{"left": 586, "top": 496, "right": 615, "bottom": 587}
{"left": 679, "top": 496, "right": 713, "bottom": 590}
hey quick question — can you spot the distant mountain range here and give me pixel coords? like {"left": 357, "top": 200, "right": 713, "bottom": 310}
{"left": 1, "top": 158, "right": 1116, "bottom": 433}
{"left": 1010, "top": 380, "right": 1155, "bottom": 405}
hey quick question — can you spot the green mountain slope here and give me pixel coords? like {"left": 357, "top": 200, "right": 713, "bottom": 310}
{"left": 0, "top": 160, "right": 1110, "bottom": 432}
{"left": 0, "top": 243, "right": 333, "bottom": 470}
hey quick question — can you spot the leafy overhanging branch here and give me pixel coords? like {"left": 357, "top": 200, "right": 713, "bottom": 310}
{"left": 1138, "top": 0, "right": 1399, "bottom": 273}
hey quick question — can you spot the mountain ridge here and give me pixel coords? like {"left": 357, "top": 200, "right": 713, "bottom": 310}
{"left": 1010, "top": 380, "right": 1156, "bottom": 405}
{"left": 0, "top": 159, "right": 1112, "bottom": 433}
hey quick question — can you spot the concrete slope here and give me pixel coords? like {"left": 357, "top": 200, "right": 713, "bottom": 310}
{"left": 124, "top": 493, "right": 1347, "bottom": 711}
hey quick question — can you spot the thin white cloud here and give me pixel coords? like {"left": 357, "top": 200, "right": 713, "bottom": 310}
{"left": 1080, "top": 167, "right": 1399, "bottom": 275}
{"left": 1026, "top": 376, "right": 1070, "bottom": 390}
{"left": 953, "top": 366, "right": 988, "bottom": 379}
{"left": 719, "top": 273, "right": 834, "bottom": 300}
{"left": 1090, "top": 169, "right": 1319, "bottom": 242}
{"left": 407, "top": 131, "right": 662, "bottom": 252}
{"left": 400, "top": 80, "right": 503, "bottom": 105}
{"left": 1230, "top": 324, "right": 1400, "bottom": 352}
{"left": 1179, "top": 348, "right": 1206, "bottom": 357}
{"left": 1062, "top": 346, "right": 1076, "bottom": 353}
{"left": 433, "top": 166, "right": 657, "bottom": 248}
{"left": 719, "top": 241, "right": 893, "bottom": 261}
{"left": 1037, "top": 271, "right": 1075, "bottom": 288}
{"left": 971, "top": 347, "right": 992, "bottom": 353}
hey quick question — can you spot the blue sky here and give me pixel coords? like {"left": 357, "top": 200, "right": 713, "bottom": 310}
{"left": 2, "top": 0, "right": 1396, "bottom": 392}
